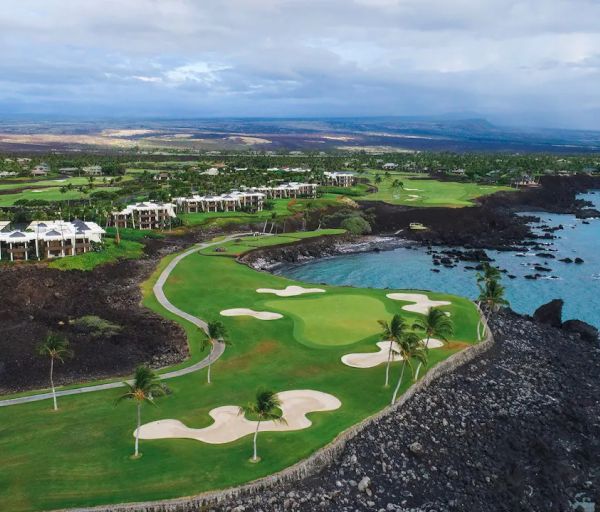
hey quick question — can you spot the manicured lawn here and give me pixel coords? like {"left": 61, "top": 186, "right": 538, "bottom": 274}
{"left": 48, "top": 239, "right": 144, "bottom": 271}
{"left": 350, "top": 171, "right": 510, "bottom": 207}
{"left": 0, "top": 233, "right": 481, "bottom": 511}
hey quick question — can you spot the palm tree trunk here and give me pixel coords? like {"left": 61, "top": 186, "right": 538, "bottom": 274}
{"left": 207, "top": 351, "right": 212, "bottom": 384}
{"left": 391, "top": 361, "right": 406, "bottom": 405}
{"left": 253, "top": 420, "right": 261, "bottom": 461}
{"left": 50, "top": 358, "right": 57, "bottom": 411}
{"left": 135, "top": 402, "right": 141, "bottom": 457}
{"left": 384, "top": 343, "right": 393, "bottom": 387}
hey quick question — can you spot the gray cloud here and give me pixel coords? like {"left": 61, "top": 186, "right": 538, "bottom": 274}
{"left": 0, "top": 0, "right": 599, "bottom": 128}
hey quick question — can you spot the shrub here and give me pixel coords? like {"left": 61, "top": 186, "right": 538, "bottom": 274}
{"left": 341, "top": 215, "right": 372, "bottom": 235}
{"left": 70, "top": 315, "right": 122, "bottom": 338}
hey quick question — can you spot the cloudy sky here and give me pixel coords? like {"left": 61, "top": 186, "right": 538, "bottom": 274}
{"left": 1, "top": 0, "right": 599, "bottom": 129}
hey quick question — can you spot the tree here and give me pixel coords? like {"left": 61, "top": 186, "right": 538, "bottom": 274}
{"left": 477, "top": 277, "right": 509, "bottom": 318}
{"left": 115, "top": 366, "right": 167, "bottom": 458}
{"left": 36, "top": 332, "right": 72, "bottom": 411}
{"left": 391, "top": 332, "right": 428, "bottom": 404}
{"left": 341, "top": 215, "right": 371, "bottom": 235}
{"left": 476, "top": 262, "right": 501, "bottom": 286}
{"left": 200, "top": 321, "right": 230, "bottom": 384}
{"left": 239, "top": 389, "right": 286, "bottom": 462}
{"left": 412, "top": 307, "right": 453, "bottom": 379}
{"left": 377, "top": 314, "right": 407, "bottom": 387}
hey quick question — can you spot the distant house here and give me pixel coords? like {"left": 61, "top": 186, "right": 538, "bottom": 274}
{"left": 153, "top": 172, "right": 171, "bottom": 181}
{"left": 201, "top": 167, "right": 220, "bottom": 176}
{"left": 450, "top": 168, "right": 466, "bottom": 176}
{"left": 82, "top": 165, "right": 103, "bottom": 176}
{"left": 382, "top": 163, "right": 398, "bottom": 170}
{"left": 234, "top": 167, "right": 248, "bottom": 171}
{"left": 0, "top": 171, "right": 17, "bottom": 178}
{"left": 17, "top": 158, "right": 31, "bottom": 166}
{"left": 30, "top": 163, "right": 50, "bottom": 177}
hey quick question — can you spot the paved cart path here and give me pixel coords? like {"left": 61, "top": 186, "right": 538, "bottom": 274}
{"left": 0, "top": 234, "right": 249, "bottom": 408}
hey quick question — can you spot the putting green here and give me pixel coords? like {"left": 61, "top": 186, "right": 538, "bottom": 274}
{"left": 264, "top": 294, "right": 392, "bottom": 347}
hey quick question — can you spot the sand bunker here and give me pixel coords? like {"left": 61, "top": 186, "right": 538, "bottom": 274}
{"left": 386, "top": 293, "right": 451, "bottom": 315}
{"left": 220, "top": 308, "right": 282, "bottom": 320}
{"left": 404, "top": 188, "right": 422, "bottom": 191}
{"left": 256, "top": 285, "right": 325, "bottom": 297}
{"left": 136, "top": 390, "right": 341, "bottom": 444}
{"left": 341, "top": 338, "right": 445, "bottom": 368}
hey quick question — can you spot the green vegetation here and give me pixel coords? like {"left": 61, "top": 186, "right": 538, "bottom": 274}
{"left": 36, "top": 332, "right": 73, "bottom": 411}
{"left": 0, "top": 186, "right": 119, "bottom": 206}
{"left": 0, "top": 233, "right": 480, "bottom": 511}
{"left": 70, "top": 316, "right": 122, "bottom": 338}
{"left": 48, "top": 239, "right": 143, "bottom": 271}
{"left": 355, "top": 171, "right": 510, "bottom": 207}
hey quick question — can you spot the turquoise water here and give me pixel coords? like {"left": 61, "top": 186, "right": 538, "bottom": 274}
{"left": 279, "top": 192, "right": 600, "bottom": 327}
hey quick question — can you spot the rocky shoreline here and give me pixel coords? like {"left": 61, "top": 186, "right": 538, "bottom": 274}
{"left": 205, "top": 308, "right": 599, "bottom": 512}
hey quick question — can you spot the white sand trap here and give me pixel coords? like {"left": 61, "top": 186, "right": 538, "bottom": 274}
{"left": 220, "top": 308, "right": 282, "bottom": 320}
{"left": 31, "top": 189, "right": 44, "bottom": 193}
{"left": 404, "top": 188, "right": 422, "bottom": 191}
{"left": 136, "top": 390, "right": 341, "bottom": 444}
{"left": 341, "top": 338, "right": 445, "bottom": 368}
{"left": 256, "top": 285, "right": 325, "bottom": 297}
{"left": 386, "top": 293, "right": 451, "bottom": 315}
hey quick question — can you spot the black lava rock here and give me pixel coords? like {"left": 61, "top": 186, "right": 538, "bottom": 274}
{"left": 533, "top": 299, "right": 563, "bottom": 328}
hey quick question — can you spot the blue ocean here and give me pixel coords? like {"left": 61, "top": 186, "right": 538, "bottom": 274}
{"left": 278, "top": 192, "right": 600, "bottom": 327}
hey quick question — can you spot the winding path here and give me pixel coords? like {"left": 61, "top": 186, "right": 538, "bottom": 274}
{"left": 0, "top": 234, "right": 248, "bottom": 408}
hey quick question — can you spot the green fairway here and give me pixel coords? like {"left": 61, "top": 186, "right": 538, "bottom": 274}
{"left": 350, "top": 171, "right": 510, "bottom": 207}
{"left": 0, "top": 233, "right": 481, "bottom": 511}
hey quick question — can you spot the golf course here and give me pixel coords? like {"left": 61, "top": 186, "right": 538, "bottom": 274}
{"left": 0, "top": 231, "right": 483, "bottom": 512}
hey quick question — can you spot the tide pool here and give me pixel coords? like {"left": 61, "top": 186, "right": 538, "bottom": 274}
{"left": 278, "top": 192, "right": 600, "bottom": 327}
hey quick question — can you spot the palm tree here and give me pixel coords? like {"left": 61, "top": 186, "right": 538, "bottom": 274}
{"left": 391, "top": 332, "right": 428, "bottom": 404}
{"left": 412, "top": 307, "right": 453, "bottom": 379}
{"left": 115, "top": 366, "right": 167, "bottom": 458}
{"left": 239, "top": 389, "right": 286, "bottom": 462}
{"left": 37, "top": 332, "right": 72, "bottom": 411}
{"left": 412, "top": 307, "right": 454, "bottom": 346}
{"left": 377, "top": 314, "right": 407, "bottom": 387}
{"left": 200, "top": 321, "right": 230, "bottom": 384}
{"left": 477, "top": 277, "right": 509, "bottom": 318}
{"left": 476, "top": 262, "right": 501, "bottom": 286}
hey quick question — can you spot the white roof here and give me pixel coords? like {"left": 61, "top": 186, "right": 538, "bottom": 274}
{"left": 115, "top": 202, "right": 177, "bottom": 217}
{"left": 0, "top": 220, "right": 105, "bottom": 243}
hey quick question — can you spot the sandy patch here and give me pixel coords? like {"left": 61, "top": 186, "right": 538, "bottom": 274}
{"left": 386, "top": 293, "right": 451, "bottom": 315}
{"left": 31, "top": 189, "right": 44, "bottom": 193}
{"left": 226, "top": 136, "right": 272, "bottom": 145}
{"left": 256, "top": 285, "right": 325, "bottom": 297}
{"left": 101, "top": 129, "right": 157, "bottom": 137}
{"left": 136, "top": 390, "right": 341, "bottom": 444}
{"left": 341, "top": 339, "right": 445, "bottom": 368}
{"left": 220, "top": 308, "right": 282, "bottom": 320}
{"left": 404, "top": 188, "right": 422, "bottom": 191}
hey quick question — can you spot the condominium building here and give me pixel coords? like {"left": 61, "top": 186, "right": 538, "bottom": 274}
{"left": 248, "top": 182, "right": 318, "bottom": 199}
{"left": 82, "top": 165, "right": 103, "bottom": 176}
{"left": 0, "top": 220, "right": 105, "bottom": 261}
{"left": 174, "top": 190, "right": 265, "bottom": 213}
{"left": 323, "top": 171, "right": 356, "bottom": 187}
{"left": 110, "top": 202, "right": 177, "bottom": 229}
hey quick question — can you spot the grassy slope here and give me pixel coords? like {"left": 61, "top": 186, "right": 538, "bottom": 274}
{"left": 0, "top": 235, "right": 480, "bottom": 511}
{"left": 354, "top": 171, "right": 510, "bottom": 207}
{"left": 47, "top": 239, "right": 144, "bottom": 271}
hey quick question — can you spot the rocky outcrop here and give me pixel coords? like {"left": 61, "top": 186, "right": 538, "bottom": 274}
{"left": 562, "top": 319, "right": 599, "bottom": 343}
{"left": 533, "top": 299, "right": 564, "bottom": 328}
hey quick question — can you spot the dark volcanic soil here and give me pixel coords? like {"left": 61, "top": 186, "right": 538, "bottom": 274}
{"left": 362, "top": 175, "right": 600, "bottom": 249}
{"left": 0, "top": 232, "right": 207, "bottom": 394}
{"left": 212, "top": 310, "right": 600, "bottom": 512}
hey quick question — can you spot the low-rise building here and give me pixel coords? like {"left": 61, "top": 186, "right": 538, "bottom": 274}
{"left": 0, "top": 220, "right": 105, "bottom": 261}
{"left": 249, "top": 182, "right": 318, "bottom": 199}
{"left": 382, "top": 162, "right": 398, "bottom": 170}
{"left": 175, "top": 191, "right": 265, "bottom": 213}
{"left": 0, "top": 171, "right": 18, "bottom": 178}
{"left": 323, "top": 171, "right": 356, "bottom": 187}
{"left": 153, "top": 172, "right": 171, "bottom": 181}
{"left": 59, "top": 167, "right": 80, "bottom": 175}
{"left": 30, "top": 163, "right": 50, "bottom": 176}
{"left": 110, "top": 202, "right": 177, "bottom": 230}
{"left": 82, "top": 165, "right": 103, "bottom": 176}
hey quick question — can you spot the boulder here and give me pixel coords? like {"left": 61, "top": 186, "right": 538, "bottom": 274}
{"left": 562, "top": 320, "right": 599, "bottom": 343}
{"left": 533, "top": 299, "right": 563, "bottom": 328}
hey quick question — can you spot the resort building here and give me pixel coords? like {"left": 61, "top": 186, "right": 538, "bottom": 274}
{"left": 30, "top": 163, "right": 50, "bottom": 176}
{"left": 0, "top": 220, "right": 105, "bottom": 261}
{"left": 59, "top": 167, "right": 80, "bottom": 175}
{"left": 110, "top": 202, "right": 177, "bottom": 229}
{"left": 382, "top": 162, "right": 399, "bottom": 170}
{"left": 0, "top": 171, "right": 18, "bottom": 178}
{"left": 153, "top": 172, "right": 172, "bottom": 181}
{"left": 174, "top": 190, "right": 265, "bottom": 213}
{"left": 323, "top": 171, "right": 356, "bottom": 187}
{"left": 82, "top": 165, "right": 103, "bottom": 176}
{"left": 248, "top": 182, "right": 318, "bottom": 199}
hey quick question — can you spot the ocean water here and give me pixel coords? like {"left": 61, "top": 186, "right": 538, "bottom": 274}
{"left": 278, "top": 192, "right": 600, "bottom": 328}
